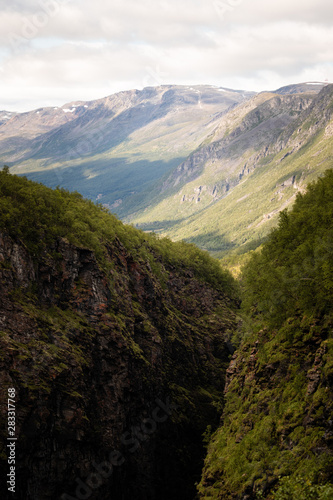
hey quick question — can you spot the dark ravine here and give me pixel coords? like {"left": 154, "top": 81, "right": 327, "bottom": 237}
{"left": 0, "top": 207, "right": 237, "bottom": 500}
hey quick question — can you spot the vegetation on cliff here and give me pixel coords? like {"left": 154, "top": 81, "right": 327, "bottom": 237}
{"left": 0, "top": 169, "right": 238, "bottom": 500}
{"left": 0, "top": 166, "right": 235, "bottom": 294}
{"left": 242, "top": 169, "right": 333, "bottom": 325}
{"left": 198, "top": 170, "right": 333, "bottom": 499}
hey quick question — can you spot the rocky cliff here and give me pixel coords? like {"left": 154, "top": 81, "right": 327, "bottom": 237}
{"left": 157, "top": 91, "right": 315, "bottom": 195}
{"left": 0, "top": 172, "right": 238, "bottom": 500}
{"left": 198, "top": 319, "right": 333, "bottom": 499}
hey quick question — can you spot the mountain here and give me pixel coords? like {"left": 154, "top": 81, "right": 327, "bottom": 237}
{"left": 2, "top": 82, "right": 331, "bottom": 260}
{"left": 0, "top": 85, "right": 254, "bottom": 217}
{"left": 0, "top": 171, "right": 238, "bottom": 500}
{"left": 0, "top": 111, "right": 18, "bottom": 126}
{"left": 272, "top": 82, "right": 329, "bottom": 94}
{"left": 198, "top": 170, "right": 333, "bottom": 499}
{"left": 131, "top": 83, "right": 333, "bottom": 255}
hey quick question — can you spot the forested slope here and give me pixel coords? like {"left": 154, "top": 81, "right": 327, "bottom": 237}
{"left": 199, "top": 170, "right": 333, "bottom": 499}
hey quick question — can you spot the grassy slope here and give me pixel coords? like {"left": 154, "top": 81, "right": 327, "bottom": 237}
{"left": 131, "top": 89, "right": 333, "bottom": 257}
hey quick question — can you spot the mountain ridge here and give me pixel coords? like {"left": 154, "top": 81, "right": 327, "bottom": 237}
{"left": 0, "top": 85, "right": 254, "bottom": 217}
{"left": 1, "top": 81, "right": 332, "bottom": 257}
{"left": 0, "top": 171, "right": 238, "bottom": 500}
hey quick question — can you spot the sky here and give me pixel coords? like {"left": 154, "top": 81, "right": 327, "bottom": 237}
{"left": 0, "top": 0, "right": 333, "bottom": 111}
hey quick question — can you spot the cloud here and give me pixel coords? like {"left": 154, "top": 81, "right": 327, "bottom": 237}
{"left": 2, "top": 0, "right": 332, "bottom": 44}
{"left": 0, "top": 0, "right": 332, "bottom": 110}
{"left": 227, "top": 0, "right": 333, "bottom": 25}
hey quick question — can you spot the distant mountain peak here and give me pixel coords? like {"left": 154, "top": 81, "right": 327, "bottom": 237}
{"left": 273, "top": 81, "right": 330, "bottom": 94}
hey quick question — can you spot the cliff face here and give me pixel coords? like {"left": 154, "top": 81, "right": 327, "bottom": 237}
{"left": 198, "top": 320, "right": 333, "bottom": 499}
{"left": 161, "top": 92, "right": 315, "bottom": 194}
{"left": 0, "top": 230, "right": 237, "bottom": 500}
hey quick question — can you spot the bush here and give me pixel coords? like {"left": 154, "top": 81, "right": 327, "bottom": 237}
{"left": 273, "top": 475, "right": 333, "bottom": 500}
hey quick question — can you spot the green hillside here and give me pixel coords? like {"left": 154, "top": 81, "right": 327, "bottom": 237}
{"left": 0, "top": 167, "right": 235, "bottom": 293}
{"left": 198, "top": 170, "right": 333, "bottom": 499}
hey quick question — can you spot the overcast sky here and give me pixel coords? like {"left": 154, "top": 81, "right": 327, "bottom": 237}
{"left": 0, "top": 0, "right": 333, "bottom": 111}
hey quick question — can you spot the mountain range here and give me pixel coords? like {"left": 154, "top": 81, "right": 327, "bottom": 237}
{"left": 0, "top": 85, "right": 253, "bottom": 216}
{"left": 1, "top": 81, "right": 332, "bottom": 257}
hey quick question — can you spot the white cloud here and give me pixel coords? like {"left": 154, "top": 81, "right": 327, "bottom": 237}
{"left": 0, "top": 0, "right": 332, "bottom": 110}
